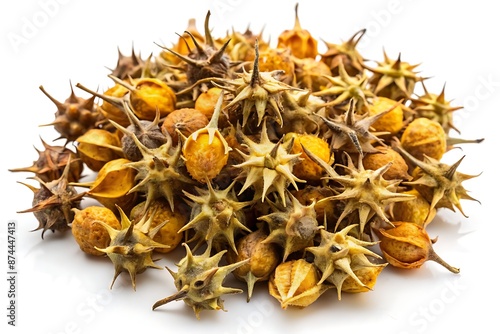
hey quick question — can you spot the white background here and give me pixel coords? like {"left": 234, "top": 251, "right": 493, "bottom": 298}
{"left": 1, "top": 1, "right": 499, "bottom": 333}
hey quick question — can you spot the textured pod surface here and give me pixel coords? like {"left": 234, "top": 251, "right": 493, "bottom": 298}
{"left": 268, "top": 259, "right": 328, "bottom": 309}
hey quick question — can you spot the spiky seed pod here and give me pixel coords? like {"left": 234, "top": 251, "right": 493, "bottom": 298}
{"left": 39, "top": 84, "right": 100, "bottom": 143}
{"left": 409, "top": 83, "right": 462, "bottom": 134}
{"left": 319, "top": 99, "right": 391, "bottom": 157}
{"left": 259, "top": 191, "right": 321, "bottom": 261}
{"left": 158, "top": 11, "right": 232, "bottom": 100}
{"left": 71, "top": 206, "right": 121, "bottom": 256}
{"left": 312, "top": 60, "right": 375, "bottom": 112}
{"left": 9, "top": 138, "right": 83, "bottom": 183}
{"left": 268, "top": 259, "right": 329, "bottom": 309}
{"left": 226, "top": 228, "right": 281, "bottom": 301}
{"left": 393, "top": 139, "right": 480, "bottom": 217}
{"left": 293, "top": 57, "right": 332, "bottom": 92}
{"left": 277, "top": 3, "right": 318, "bottom": 59}
{"left": 365, "top": 51, "right": 424, "bottom": 101}
{"left": 124, "top": 125, "right": 194, "bottom": 213}
{"left": 130, "top": 198, "right": 189, "bottom": 254}
{"left": 161, "top": 108, "right": 209, "bottom": 146}
{"left": 218, "top": 42, "right": 301, "bottom": 127}
{"left": 320, "top": 28, "right": 366, "bottom": 77}
{"left": 96, "top": 206, "right": 170, "bottom": 290}
{"left": 400, "top": 117, "right": 447, "bottom": 161}
{"left": 180, "top": 181, "right": 253, "bottom": 253}
{"left": 276, "top": 90, "right": 322, "bottom": 136}
{"left": 234, "top": 122, "right": 304, "bottom": 205}
{"left": 110, "top": 102, "right": 168, "bottom": 162}
{"left": 182, "top": 93, "right": 231, "bottom": 183}
{"left": 217, "top": 26, "right": 270, "bottom": 62}
{"left": 108, "top": 46, "right": 147, "bottom": 79}
{"left": 159, "top": 18, "right": 205, "bottom": 65}
{"left": 375, "top": 222, "right": 459, "bottom": 273}
{"left": 76, "top": 129, "right": 123, "bottom": 171}
{"left": 318, "top": 153, "right": 414, "bottom": 235}
{"left": 17, "top": 160, "right": 85, "bottom": 238}
{"left": 152, "top": 243, "right": 248, "bottom": 319}
{"left": 306, "top": 225, "right": 386, "bottom": 300}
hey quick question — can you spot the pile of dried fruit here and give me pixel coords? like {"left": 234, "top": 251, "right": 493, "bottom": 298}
{"left": 11, "top": 4, "right": 483, "bottom": 319}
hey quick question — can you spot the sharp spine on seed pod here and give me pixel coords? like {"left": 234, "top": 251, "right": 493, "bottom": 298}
{"left": 152, "top": 243, "right": 248, "bottom": 319}
{"left": 320, "top": 28, "right": 367, "bottom": 76}
{"left": 259, "top": 190, "right": 322, "bottom": 261}
{"left": 318, "top": 153, "right": 414, "bottom": 235}
{"left": 393, "top": 138, "right": 481, "bottom": 218}
{"left": 234, "top": 122, "right": 305, "bottom": 205}
{"left": 109, "top": 100, "right": 168, "bottom": 162}
{"left": 95, "top": 206, "right": 169, "bottom": 290}
{"left": 180, "top": 180, "right": 253, "bottom": 254}
{"left": 313, "top": 59, "right": 375, "bottom": 111}
{"left": 111, "top": 116, "right": 194, "bottom": 213}
{"left": 319, "top": 99, "right": 391, "bottom": 156}
{"left": 215, "top": 40, "right": 302, "bottom": 127}
{"left": 39, "top": 82, "right": 100, "bottom": 143}
{"left": 156, "top": 11, "right": 233, "bottom": 100}
{"left": 306, "top": 225, "right": 386, "bottom": 300}
{"left": 17, "top": 158, "right": 85, "bottom": 238}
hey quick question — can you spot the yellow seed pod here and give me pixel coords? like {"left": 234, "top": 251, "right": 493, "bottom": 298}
{"left": 182, "top": 93, "right": 230, "bottom": 183}
{"left": 226, "top": 228, "right": 281, "bottom": 301}
{"left": 368, "top": 96, "right": 404, "bottom": 135}
{"left": 130, "top": 199, "right": 188, "bottom": 254}
{"left": 71, "top": 206, "right": 121, "bottom": 256}
{"left": 98, "top": 83, "right": 130, "bottom": 127}
{"left": 84, "top": 158, "right": 137, "bottom": 214}
{"left": 287, "top": 133, "right": 331, "bottom": 183}
{"left": 194, "top": 87, "right": 225, "bottom": 120}
{"left": 76, "top": 129, "right": 122, "bottom": 172}
{"left": 268, "top": 259, "right": 329, "bottom": 309}
{"left": 391, "top": 189, "right": 436, "bottom": 228}
{"left": 340, "top": 265, "right": 386, "bottom": 294}
{"left": 127, "top": 78, "right": 177, "bottom": 120}
{"left": 277, "top": 3, "right": 318, "bottom": 59}
{"left": 401, "top": 117, "right": 446, "bottom": 161}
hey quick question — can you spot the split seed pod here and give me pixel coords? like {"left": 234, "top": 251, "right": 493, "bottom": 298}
{"left": 268, "top": 259, "right": 329, "bottom": 309}
{"left": 376, "top": 221, "right": 459, "bottom": 273}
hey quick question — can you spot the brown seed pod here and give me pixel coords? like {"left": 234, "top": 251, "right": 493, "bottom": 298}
{"left": 161, "top": 108, "right": 209, "bottom": 146}
{"left": 375, "top": 221, "right": 459, "bottom": 273}
{"left": 39, "top": 83, "right": 100, "bottom": 142}
{"left": 9, "top": 138, "right": 83, "bottom": 183}
{"left": 17, "top": 160, "right": 85, "bottom": 238}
